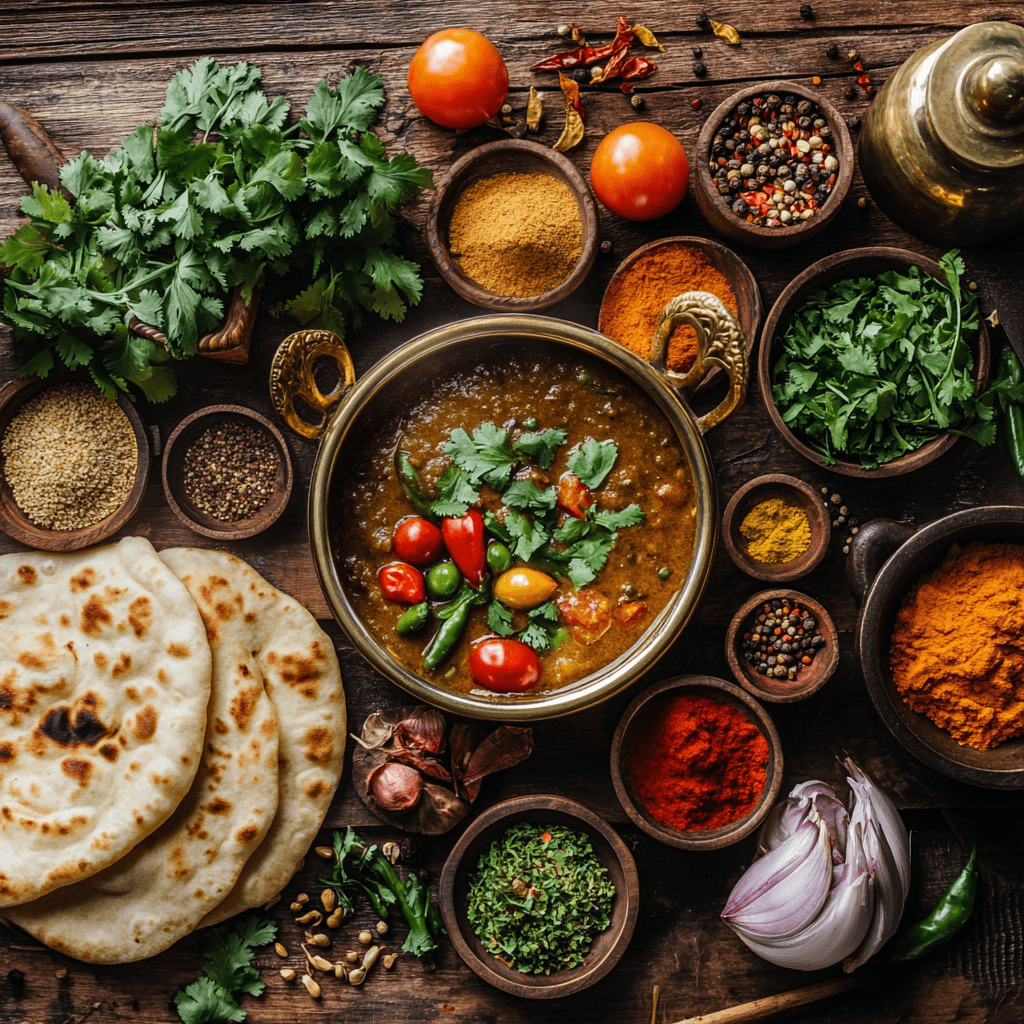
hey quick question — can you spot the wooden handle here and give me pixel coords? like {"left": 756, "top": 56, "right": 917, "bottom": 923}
{"left": 669, "top": 977, "right": 858, "bottom": 1024}
{"left": 846, "top": 518, "right": 916, "bottom": 603}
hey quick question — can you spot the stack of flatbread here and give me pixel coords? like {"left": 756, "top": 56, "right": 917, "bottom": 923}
{"left": 0, "top": 538, "right": 345, "bottom": 963}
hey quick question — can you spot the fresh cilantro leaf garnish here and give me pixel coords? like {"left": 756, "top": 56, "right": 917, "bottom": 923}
{"left": 518, "top": 601, "right": 563, "bottom": 652}
{"left": 514, "top": 427, "right": 567, "bottom": 469}
{"left": 502, "top": 479, "right": 558, "bottom": 515}
{"left": 567, "top": 438, "right": 618, "bottom": 489}
{"left": 593, "top": 504, "right": 644, "bottom": 530}
{"left": 431, "top": 466, "right": 478, "bottom": 517}
{"left": 488, "top": 600, "right": 516, "bottom": 637}
{"left": 174, "top": 917, "right": 276, "bottom": 1024}
{"left": 444, "top": 423, "right": 516, "bottom": 490}
{"left": 505, "top": 509, "right": 549, "bottom": 562}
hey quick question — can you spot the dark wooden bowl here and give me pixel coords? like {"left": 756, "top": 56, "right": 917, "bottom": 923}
{"left": 439, "top": 794, "right": 639, "bottom": 998}
{"left": 722, "top": 473, "right": 830, "bottom": 582}
{"left": 0, "top": 375, "right": 150, "bottom": 551}
{"left": 759, "top": 247, "right": 991, "bottom": 478}
{"left": 598, "top": 235, "right": 762, "bottom": 391}
{"left": 162, "top": 404, "right": 293, "bottom": 541}
{"left": 726, "top": 589, "right": 839, "bottom": 703}
{"left": 610, "top": 676, "right": 783, "bottom": 850}
{"left": 854, "top": 506, "right": 1024, "bottom": 789}
{"left": 694, "top": 81, "right": 854, "bottom": 250}
{"left": 425, "top": 139, "right": 599, "bottom": 312}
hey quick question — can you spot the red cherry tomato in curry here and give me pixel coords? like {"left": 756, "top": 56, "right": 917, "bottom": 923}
{"left": 556, "top": 472, "right": 594, "bottom": 519}
{"left": 392, "top": 516, "right": 444, "bottom": 566}
{"left": 407, "top": 29, "right": 509, "bottom": 130}
{"left": 589, "top": 122, "right": 690, "bottom": 220}
{"left": 442, "top": 509, "right": 487, "bottom": 587}
{"left": 469, "top": 637, "right": 542, "bottom": 693}
{"left": 378, "top": 562, "right": 425, "bottom": 604}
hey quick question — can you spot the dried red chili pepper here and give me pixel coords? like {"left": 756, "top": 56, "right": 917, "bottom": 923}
{"left": 618, "top": 56, "right": 658, "bottom": 82}
{"left": 530, "top": 15, "right": 633, "bottom": 71}
{"left": 559, "top": 72, "right": 586, "bottom": 118}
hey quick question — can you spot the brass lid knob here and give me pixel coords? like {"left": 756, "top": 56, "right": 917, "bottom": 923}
{"left": 927, "top": 20, "right": 1024, "bottom": 170}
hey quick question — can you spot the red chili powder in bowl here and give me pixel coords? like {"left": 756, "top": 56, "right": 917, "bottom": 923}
{"left": 627, "top": 693, "right": 769, "bottom": 831}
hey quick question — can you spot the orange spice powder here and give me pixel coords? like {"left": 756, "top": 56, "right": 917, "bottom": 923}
{"left": 600, "top": 244, "right": 739, "bottom": 374}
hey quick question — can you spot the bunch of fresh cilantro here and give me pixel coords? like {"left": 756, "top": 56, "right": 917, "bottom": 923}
{"left": 771, "top": 250, "right": 1018, "bottom": 469}
{"left": 174, "top": 916, "right": 276, "bottom": 1024}
{"left": 0, "top": 58, "right": 433, "bottom": 401}
{"left": 418, "top": 420, "right": 642, "bottom": 651}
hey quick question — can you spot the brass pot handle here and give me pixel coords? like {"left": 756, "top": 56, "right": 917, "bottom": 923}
{"left": 269, "top": 329, "right": 356, "bottom": 440}
{"left": 648, "top": 291, "right": 748, "bottom": 434}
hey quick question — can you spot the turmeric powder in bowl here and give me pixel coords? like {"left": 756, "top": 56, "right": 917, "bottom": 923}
{"left": 600, "top": 243, "right": 739, "bottom": 374}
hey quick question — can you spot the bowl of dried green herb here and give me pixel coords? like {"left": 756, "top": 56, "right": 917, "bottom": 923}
{"left": 439, "top": 794, "right": 638, "bottom": 998}
{"left": 759, "top": 247, "right": 991, "bottom": 477}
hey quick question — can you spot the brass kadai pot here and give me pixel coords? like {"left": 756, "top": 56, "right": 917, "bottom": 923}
{"left": 270, "top": 296, "right": 747, "bottom": 721}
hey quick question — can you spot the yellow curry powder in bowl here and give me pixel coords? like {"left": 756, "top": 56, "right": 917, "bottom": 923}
{"left": 890, "top": 541, "right": 1024, "bottom": 750}
{"left": 600, "top": 244, "right": 739, "bottom": 374}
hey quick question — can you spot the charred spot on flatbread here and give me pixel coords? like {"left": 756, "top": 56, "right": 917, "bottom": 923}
{"left": 126, "top": 596, "right": 152, "bottom": 639}
{"left": 17, "top": 565, "right": 37, "bottom": 586}
{"left": 230, "top": 688, "right": 258, "bottom": 731}
{"left": 303, "top": 726, "right": 333, "bottom": 764}
{"left": 80, "top": 594, "right": 113, "bottom": 635}
{"left": 70, "top": 569, "right": 97, "bottom": 593}
{"left": 40, "top": 706, "right": 108, "bottom": 747}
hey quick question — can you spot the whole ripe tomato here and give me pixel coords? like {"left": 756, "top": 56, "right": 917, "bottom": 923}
{"left": 407, "top": 29, "right": 509, "bottom": 130}
{"left": 469, "top": 638, "right": 542, "bottom": 693}
{"left": 378, "top": 562, "right": 425, "bottom": 604}
{"left": 589, "top": 122, "right": 690, "bottom": 220}
{"left": 393, "top": 516, "right": 444, "bottom": 566}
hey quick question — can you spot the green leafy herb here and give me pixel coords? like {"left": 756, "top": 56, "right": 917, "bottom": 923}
{"left": 0, "top": 58, "right": 432, "bottom": 400}
{"left": 488, "top": 599, "right": 517, "bottom": 637}
{"left": 322, "top": 827, "right": 444, "bottom": 959}
{"left": 519, "top": 601, "right": 562, "bottom": 651}
{"left": 567, "top": 437, "right": 618, "bottom": 488}
{"left": 443, "top": 423, "right": 516, "bottom": 490}
{"left": 502, "top": 479, "right": 558, "bottom": 516}
{"left": 514, "top": 427, "right": 567, "bottom": 469}
{"left": 174, "top": 917, "right": 276, "bottom": 1024}
{"left": 466, "top": 823, "right": 615, "bottom": 975}
{"left": 431, "top": 465, "right": 478, "bottom": 517}
{"left": 593, "top": 504, "right": 643, "bottom": 530}
{"left": 769, "top": 250, "right": 1000, "bottom": 468}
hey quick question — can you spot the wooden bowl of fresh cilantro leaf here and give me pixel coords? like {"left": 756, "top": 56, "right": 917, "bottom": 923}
{"left": 759, "top": 247, "right": 991, "bottom": 477}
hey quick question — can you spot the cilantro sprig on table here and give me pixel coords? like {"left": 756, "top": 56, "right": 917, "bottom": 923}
{"left": 174, "top": 916, "right": 276, "bottom": 1024}
{"left": 425, "top": 419, "right": 643, "bottom": 648}
{"left": 0, "top": 58, "right": 432, "bottom": 401}
{"left": 770, "top": 250, "right": 1020, "bottom": 469}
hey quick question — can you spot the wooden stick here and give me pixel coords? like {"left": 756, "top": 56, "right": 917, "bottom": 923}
{"left": 668, "top": 977, "right": 858, "bottom": 1024}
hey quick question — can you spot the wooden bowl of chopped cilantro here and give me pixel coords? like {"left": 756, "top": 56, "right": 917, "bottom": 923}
{"left": 439, "top": 794, "right": 638, "bottom": 998}
{"left": 759, "top": 247, "right": 991, "bottom": 476}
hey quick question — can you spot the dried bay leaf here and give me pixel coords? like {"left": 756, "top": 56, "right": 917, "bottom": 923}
{"left": 526, "top": 86, "right": 543, "bottom": 132}
{"left": 710, "top": 18, "right": 741, "bottom": 44}
{"left": 632, "top": 24, "right": 665, "bottom": 51}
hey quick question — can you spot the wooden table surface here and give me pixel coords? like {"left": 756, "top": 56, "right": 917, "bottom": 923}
{"left": 3, "top": 3, "right": 1024, "bottom": 1023}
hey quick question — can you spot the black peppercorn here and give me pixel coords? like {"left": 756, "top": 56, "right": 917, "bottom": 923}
{"left": 693, "top": 61, "right": 708, "bottom": 78}
{"left": 826, "top": 42, "right": 839, "bottom": 58}
{"left": 845, "top": 85, "right": 858, "bottom": 100}
{"left": 847, "top": 114, "right": 862, "bottom": 130}
{"left": 696, "top": 11, "right": 710, "bottom": 29}
{"left": 799, "top": 3, "right": 814, "bottom": 18}
{"left": 731, "top": 199, "right": 750, "bottom": 216}
{"left": 599, "top": 239, "right": 614, "bottom": 256}
{"left": 7, "top": 969, "right": 24, "bottom": 989}
{"left": 692, "top": 45, "right": 703, "bottom": 58}
{"left": 736, "top": 101, "right": 751, "bottom": 117}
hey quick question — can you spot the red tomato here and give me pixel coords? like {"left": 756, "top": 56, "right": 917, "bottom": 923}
{"left": 393, "top": 516, "right": 444, "bottom": 566}
{"left": 407, "top": 29, "right": 509, "bottom": 130}
{"left": 556, "top": 473, "right": 594, "bottom": 519}
{"left": 469, "top": 638, "right": 542, "bottom": 693}
{"left": 378, "top": 562, "right": 425, "bottom": 604}
{"left": 589, "top": 122, "right": 690, "bottom": 220}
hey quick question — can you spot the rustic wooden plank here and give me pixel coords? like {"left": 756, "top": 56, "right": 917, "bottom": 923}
{"left": 1, "top": 2, "right": 1020, "bottom": 63}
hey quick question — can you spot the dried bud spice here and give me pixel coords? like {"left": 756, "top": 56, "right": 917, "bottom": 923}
{"left": 628, "top": 694, "right": 769, "bottom": 831}
{"left": 826, "top": 43, "right": 839, "bottom": 58}
{"left": 182, "top": 419, "right": 279, "bottom": 522}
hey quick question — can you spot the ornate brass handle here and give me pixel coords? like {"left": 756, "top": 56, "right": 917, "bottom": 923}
{"left": 648, "top": 291, "right": 748, "bottom": 433}
{"left": 269, "top": 329, "right": 356, "bottom": 440}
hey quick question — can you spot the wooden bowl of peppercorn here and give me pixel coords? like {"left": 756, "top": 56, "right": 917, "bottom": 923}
{"left": 726, "top": 589, "right": 839, "bottom": 703}
{"left": 610, "top": 675, "right": 784, "bottom": 850}
{"left": 161, "top": 404, "right": 293, "bottom": 541}
{"left": 694, "top": 81, "right": 854, "bottom": 250}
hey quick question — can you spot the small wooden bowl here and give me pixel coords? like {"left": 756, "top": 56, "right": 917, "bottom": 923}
{"left": 722, "top": 473, "right": 830, "bottom": 581}
{"left": 759, "top": 247, "right": 991, "bottom": 477}
{"left": 162, "top": 405, "right": 293, "bottom": 540}
{"left": 425, "top": 139, "right": 599, "bottom": 312}
{"left": 610, "top": 676, "right": 783, "bottom": 851}
{"left": 726, "top": 590, "right": 839, "bottom": 703}
{"left": 694, "top": 81, "right": 854, "bottom": 250}
{"left": 598, "top": 236, "right": 762, "bottom": 391}
{"left": 439, "top": 794, "right": 639, "bottom": 999}
{"left": 0, "top": 375, "right": 150, "bottom": 552}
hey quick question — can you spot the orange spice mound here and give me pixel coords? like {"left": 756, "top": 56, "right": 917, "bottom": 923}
{"left": 890, "top": 541, "right": 1024, "bottom": 750}
{"left": 600, "top": 244, "right": 739, "bottom": 375}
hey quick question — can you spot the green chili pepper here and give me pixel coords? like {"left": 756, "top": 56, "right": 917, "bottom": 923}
{"left": 395, "top": 450, "right": 437, "bottom": 520}
{"left": 423, "top": 599, "right": 472, "bottom": 669}
{"left": 435, "top": 583, "right": 477, "bottom": 621}
{"left": 996, "top": 345, "right": 1024, "bottom": 477}
{"left": 483, "top": 510, "right": 513, "bottom": 545}
{"left": 486, "top": 541, "right": 512, "bottom": 574}
{"left": 396, "top": 601, "right": 429, "bottom": 636}
{"left": 891, "top": 844, "right": 977, "bottom": 961}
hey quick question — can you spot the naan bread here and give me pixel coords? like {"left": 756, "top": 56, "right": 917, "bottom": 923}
{"left": 157, "top": 549, "right": 345, "bottom": 927}
{"left": 5, "top": 561, "right": 280, "bottom": 962}
{"left": 0, "top": 537, "right": 211, "bottom": 908}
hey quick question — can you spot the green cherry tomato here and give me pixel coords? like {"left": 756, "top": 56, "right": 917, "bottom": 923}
{"left": 426, "top": 560, "right": 463, "bottom": 600}
{"left": 486, "top": 541, "right": 512, "bottom": 575}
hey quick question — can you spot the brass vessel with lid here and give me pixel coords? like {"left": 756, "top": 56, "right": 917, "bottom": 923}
{"left": 858, "top": 20, "right": 1024, "bottom": 244}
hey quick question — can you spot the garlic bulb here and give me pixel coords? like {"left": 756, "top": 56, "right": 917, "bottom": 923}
{"left": 722, "top": 758, "right": 910, "bottom": 972}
